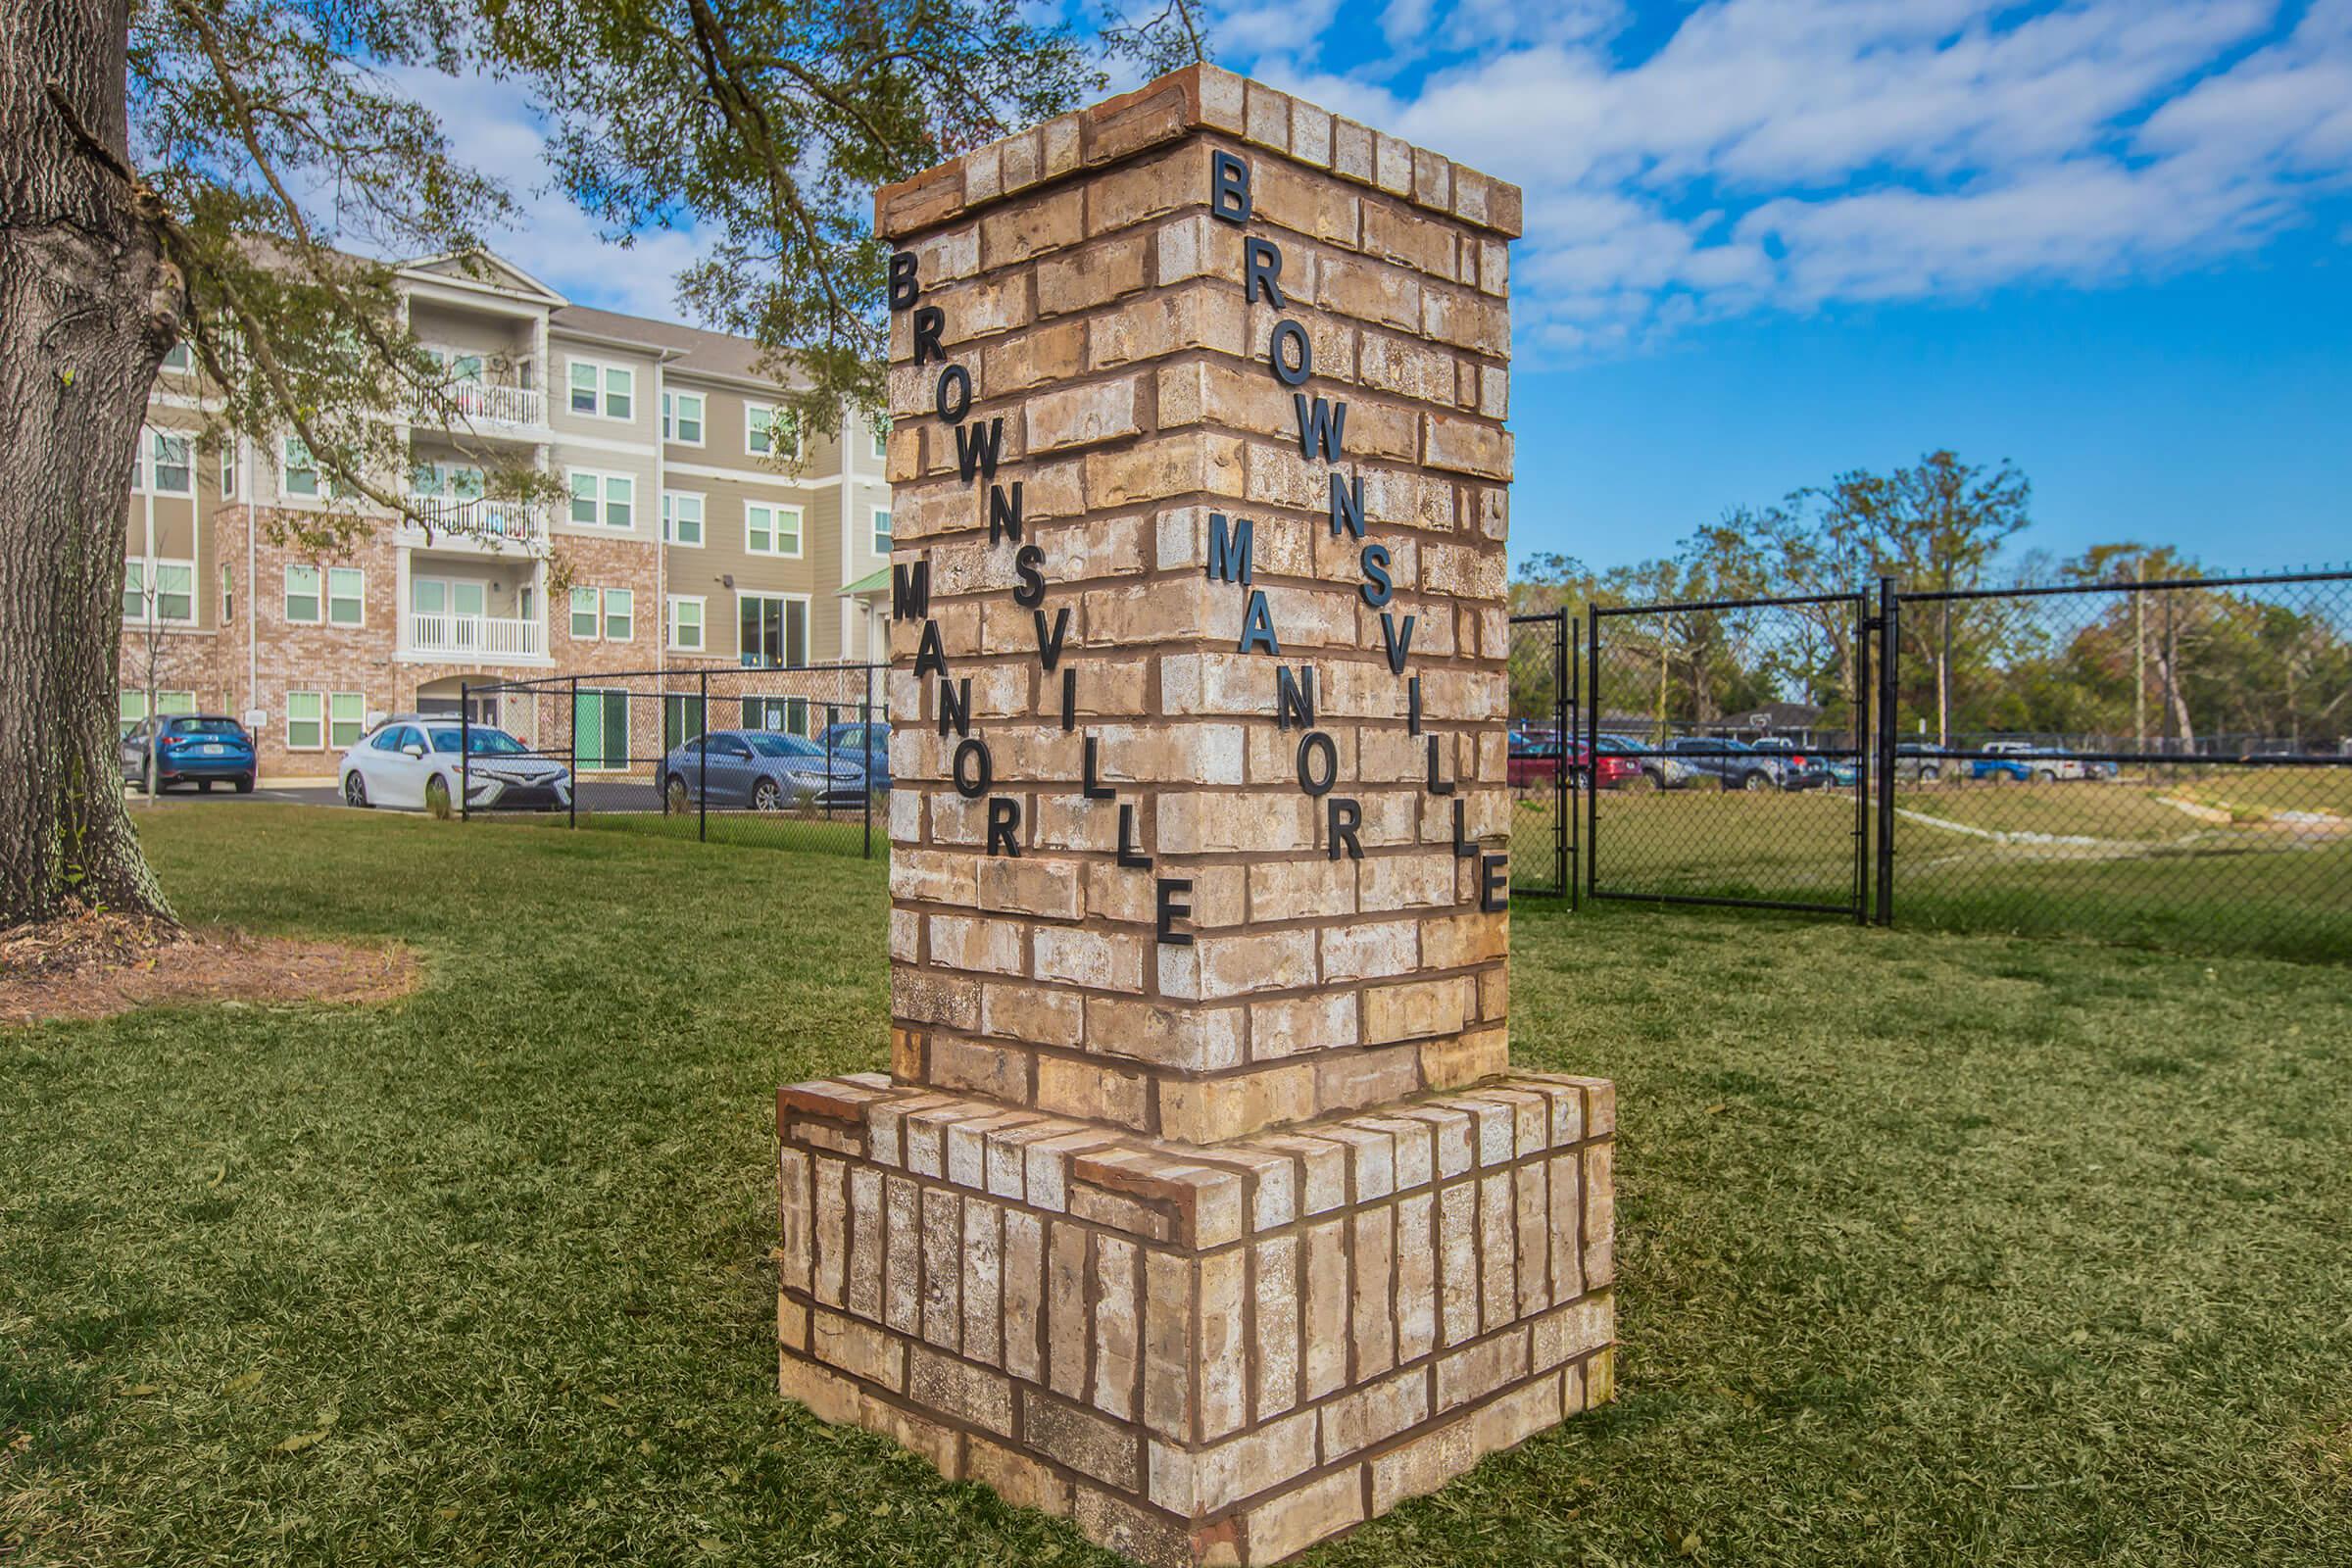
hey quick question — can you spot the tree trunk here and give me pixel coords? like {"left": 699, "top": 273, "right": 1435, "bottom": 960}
{"left": 1, "top": 0, "right": 180, "bottom": 926}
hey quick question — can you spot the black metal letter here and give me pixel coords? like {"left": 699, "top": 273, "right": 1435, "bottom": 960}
{"left": 1156, "top": 878, "right": 1195, "bottom": 946}
{"left": 1117, "top": 803, "right": 1152, "bottom": 868}
{"left": 1297, "top": 731, "right": 1338, "bottom": 797}
{"left": 1427, "top": 734, "right": 1455, "bottom": 796}
{"left": 889, "top": 251, "right": 920, "bottom": 312}
{"left": 1012, "top": 543, "right": 1047, "bottom": 609}
{"left": 1245, "top": 237, "right": 1285, "bottom": 307}
{"left": 1359, "top": 543, "right": 1393, "bottom": 607}
{"left": 893, "top": 559, "right": 931, "bottom": 621}
{"left": 913, "top": 305, "right": 946, "bottom": 365}
{"left": 1238, "top": 590, "right": 1280, "bottom": 656}
{"left": 1276, "top": 665, "right": 1316, "bottom": 731}
{"left": 1269, "top": 320, "right": 1312, "bottom": 387}
{"left": 1481, "top": 853, "right": 1509, "bottom": 911}
{"left": 1294, "top": 394, "right": 1347, "bottom": 460}
{"left": 954, "top": 737, "right": 993, "bottom": 798}
{"left": 989, "top": 480, "right": 1024, "bottom": 544}
{"left": 1330, "top": 473, "right": 1363, "bottom": 538}
{"left": 1034, "top": 607, "right": 1071, "bottom": 670}
{"left": 1408, "top": 674, "right": 1423, "bottom": 736}
{"left": 988, "top": 798, "right": 1021, "bottom": 858}
{"left": 1209, "top": 150, "right": 1252, "bottom": 224}
{"left": 1451, "top": 797, "right": 1477, "bottom": 858}
{"left": 1207, "top": 514, "right": 1253, "bottom": 585}
{"left": 1083, "top": 735, "right": 1116, "bottom": 800}
{"left": 937, "top": 675, "right": 971, "bottom": 738}
{"left": 1380, "top": 612, "right": 1415, "bottom": 675}
{"left": 935, "top": 363, "right": 971, "bottom": 423}
{"left": 913, "top": 618, "right": 948, "bottom": 678}
{"left": 1061, "top": 666, "right": 1077, "bottom": 732}
{"left": 1326, "top": 798, "right": 1363, "bottom": 860}
{"left": 955, "top": 418, "right": 1004, "bottom": 482}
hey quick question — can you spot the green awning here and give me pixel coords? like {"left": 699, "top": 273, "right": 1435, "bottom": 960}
{"left": 841, "top": 565, "right": 890, "bottom": 597}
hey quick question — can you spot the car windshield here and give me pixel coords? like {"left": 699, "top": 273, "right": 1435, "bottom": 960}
{"left": 169, "top": 717, "right": 244, "bottom": 738}
{"left": 427, "top": 726, "right": 530, "bottom": 756}
{"left": 745, "top": 733, "right": 825, "bottom": 759}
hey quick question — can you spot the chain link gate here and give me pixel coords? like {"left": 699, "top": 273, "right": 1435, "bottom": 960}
{"left": 1507, "top": 609, "right": 1577, "bottom": 903}
{"left": 1586, "top": 592, "right": 1872, "bottom": 918}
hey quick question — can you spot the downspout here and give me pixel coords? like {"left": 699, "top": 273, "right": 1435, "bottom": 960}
{"left": 244, "top": 438, "right": 258, "bottom": 712}
{"left": 839, "top": 395, "right": 855, "bottom": 660}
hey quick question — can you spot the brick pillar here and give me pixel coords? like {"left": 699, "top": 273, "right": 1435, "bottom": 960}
{"left": 777, "top": 65, "right": 1615, "bottom": 1566}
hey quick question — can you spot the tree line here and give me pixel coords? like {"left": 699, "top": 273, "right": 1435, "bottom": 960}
{"left": 1509, "top": 451, "right": 2352, "bottom": 754}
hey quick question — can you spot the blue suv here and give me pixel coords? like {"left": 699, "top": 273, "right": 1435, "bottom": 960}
{"left": 119, "top": 713, "right": 257, "bottom": 793}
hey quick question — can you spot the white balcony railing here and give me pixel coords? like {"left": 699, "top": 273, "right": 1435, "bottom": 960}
{"left": 410, "top": 380, "right": 545, "bottom": 429}
{"left": 404, "top": 612, "right": 544, "bottom": 661}
{"left": 403, "top": 495, "right": 550, "bottom": 548}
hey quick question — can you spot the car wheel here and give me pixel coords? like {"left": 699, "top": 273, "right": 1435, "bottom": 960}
{"left": 664, "top": 774, "right": 690, "bottom": 814}
{"left": 198, "top": 780, "right": 214, "bottom": 793}
{"left": 234, "top": 774, "right": 254, "bottom": 794}
{"left": 1920, "top": 765, "right": 1940, "bottom": 783}
{"left": 1743, "top": 771, "right": 1768, "bottom": 792}
{"left": 1989, "top": 768, "right": 2012, "bottom": 784}
{"left": 2035, "top": 768, "right": 2056, "bottom": 783}
{"left": 425, "top": 774, "right": 453, "bottom": 817}
{"left": 752, "top": 777, "right": 783, "bottom": 811}
{"left": 344, "top": 772, "right": 369, "bottom": 808}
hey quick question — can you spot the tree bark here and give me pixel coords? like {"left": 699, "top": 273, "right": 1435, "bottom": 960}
{"left": 1, "top": 0, "right": 179, "bottom": 925}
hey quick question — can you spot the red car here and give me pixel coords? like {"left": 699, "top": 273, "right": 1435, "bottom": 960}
{"left": 1507, "top": 738, "right": 1641, "bottom": 790}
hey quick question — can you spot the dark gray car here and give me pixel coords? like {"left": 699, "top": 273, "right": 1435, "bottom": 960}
{"left": 1664, "top": 736, "right": 1790, "bottom": 791}
{"left": 660, "top": 729, "right": 868, "bottom": 811}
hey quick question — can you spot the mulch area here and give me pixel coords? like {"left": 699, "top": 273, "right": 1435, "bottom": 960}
{"left": 0, "top": 911, "right": 417, "bottom": 1027}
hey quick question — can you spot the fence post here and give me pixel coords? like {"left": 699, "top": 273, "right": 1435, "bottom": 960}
{"left": 1585, "top": 609, "right": 1600, "bottom": 904}
{"left": 460, "top": 682, "right": 471, "bottom": 822}
{"left": 1875, "top": 576, "right": 1899, "bottom": 926}
{"left": 1850, "top": 601, "right": 1868, "bottom": 924}
{"left": 861, "top": 667, "right": 873, "bottom": 861}
{"left": 567, "top": 674, "right": 578, "bottom": 830}
{"left": 1567, "top": 612, "right": 1580, "bottom": 912}
{"left": 698, "top": 667, "right": 710, "bottom": 844}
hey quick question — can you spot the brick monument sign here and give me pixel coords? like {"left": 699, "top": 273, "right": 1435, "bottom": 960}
{"left": 775, "top": 64, "right": 1616, "bottom": 1565}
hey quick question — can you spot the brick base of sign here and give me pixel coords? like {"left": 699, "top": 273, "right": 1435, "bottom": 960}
{"left": 775, "top": 1073, "right": 1616, "bottom": 1566}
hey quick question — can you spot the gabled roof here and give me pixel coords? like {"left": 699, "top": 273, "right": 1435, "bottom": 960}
{"left": 398, "top": 249, "right": 569, "bottom": 307}
{"left": 551, "top": 303, "right": 804, "bottom": 388}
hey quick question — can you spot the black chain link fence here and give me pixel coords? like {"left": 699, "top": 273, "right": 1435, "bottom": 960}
{"left": 1507, "top": 610, "right": 1575, "bottom": 900}
{"left": 456, "top": 662, "right": 886, "bottom": 857}
{"left": 1878, "top": 571, "right": 2351, "bottom": 960}
{"left": 1581, "top": 570, "right": 2351, "bottom": 960}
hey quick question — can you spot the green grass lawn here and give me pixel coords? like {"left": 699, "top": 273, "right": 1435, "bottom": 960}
{"left": 6, "top": 806, "right": 2352, "bottom": 1565}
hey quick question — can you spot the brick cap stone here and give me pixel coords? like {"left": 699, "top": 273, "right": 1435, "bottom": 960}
{"left": 776, "top": 1070, "right": 1613, "bottom": 1250}
{"left": 873, "top": 64, "right": 1523, "bottom": 242}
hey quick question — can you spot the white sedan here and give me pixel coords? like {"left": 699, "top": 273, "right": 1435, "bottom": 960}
{"left": 340, "top": 713, "right": 572, "bottom": 813}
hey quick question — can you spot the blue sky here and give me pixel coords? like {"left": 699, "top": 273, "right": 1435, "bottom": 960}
{"left": 413, "top": 0, "right": 2352, "bottom": 576}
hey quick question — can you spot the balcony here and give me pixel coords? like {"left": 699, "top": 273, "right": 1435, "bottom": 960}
{"left": 404, "top": 612, "right": 545, "bottom": 662}
{"left": 409, "top": 380, "right": 545, "bottom": 432}
{"left": 402, "top": 494, "right": 551, "bottom": 550}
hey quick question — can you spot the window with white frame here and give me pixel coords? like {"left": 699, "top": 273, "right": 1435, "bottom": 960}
{"left": 870, "top": 507, "right": 893, "bottom": 557}
{"left": 668, "top": 595, "right": 705, "bottom": 652}
{"left": 662, "top": 390, "right": 705, "bottom": 444}
{"left": 122, "top": 559, "right": 195, "bottom": 623}
{"left": 327, "top": 567, "right": 364, "bottom": 627}
{"left": 161, "top": 343, "right": 192, "bottom": 372}
{"left": 567, "top": 469, "right": 635, "bottom": 529}
{"left": 412, "top": 459, "right": 485, "bottom": 501}
{"left": 870, "top": 416, "right": 889, "bottom": 461}
{"left": 220, "top": 437, "right": 238, "bottom": 499}
{"left": 662, "top": 491, "right": 704, "bottom": 547}
{"left": 286, "top": 691, "right": 324, "bottom": 750}
{"left": 602, "top": 588, "right": 634, "bottom": 642}
{"left": 121, "top": 691, "right": 199, "bottom": 736}
{"left": 284, "top": 564, "right": 321, "bottom": 623}
{"left": 567, "top": 359, "right": 634, "bottom": 420}
{"left": 220, "top": 564, "right": 234, "bottom": 622}
{"left": 746, "top": 502, "right": 801, "bottom": 557}
{"left": 281, "top": 436, "right": 323, "bottom": 498}
{"left": 145, "top": 429, "right": 192, "bottom": 495}
{"left": 739, "top": 593, "right": 808, "bottom": 669}
{"left": 329, "top": 692, "right": 366, "bottom": 748}
{"left": 746, "top": 402, "right": 800, "bottom": 459}
{"left": 569, "top": 585, "right": 600, "bottom": 640}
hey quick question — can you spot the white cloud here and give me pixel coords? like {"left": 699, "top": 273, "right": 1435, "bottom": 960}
{"left": 1241, "top": 0, "right": 2352, "bottom": 359}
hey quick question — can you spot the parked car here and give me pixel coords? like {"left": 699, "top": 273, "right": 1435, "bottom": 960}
{"left": 1595, "top": 735, "right": 1688, "bottom": 790}
{"left": 1750, "top": 736, "right": 1845, "bottom": 791}
{"left": 340, "top": 715, "right": 571, "bottom": 812}
{"left": 660, "top": 729, "right": 868, "bottom": 812}
{"left": 817, "top": 720, "right": 892, "bottom": 791}
{"left": 1972, "top": 740, "right": 2087, "bottom": 783}
{"left": 120, "top": 713, "right": 257, "bottom": 793}
{"left": 1892, "top": 742, "right": 1948, "bottom": 782}
{"left": 1508, "top": 737, "right": 1642, "bottom": 791}
{"left": 1664, "top": 736, "right": 1793, "bottom": 792}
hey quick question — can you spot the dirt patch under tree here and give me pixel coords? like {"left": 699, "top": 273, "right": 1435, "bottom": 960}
{"left": 0, "top": 912, "right": 416, "bottom": 1027}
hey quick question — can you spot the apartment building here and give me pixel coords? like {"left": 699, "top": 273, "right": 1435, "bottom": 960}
{"left": 119, "top": 249, "right": 894, "bottom": 778}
